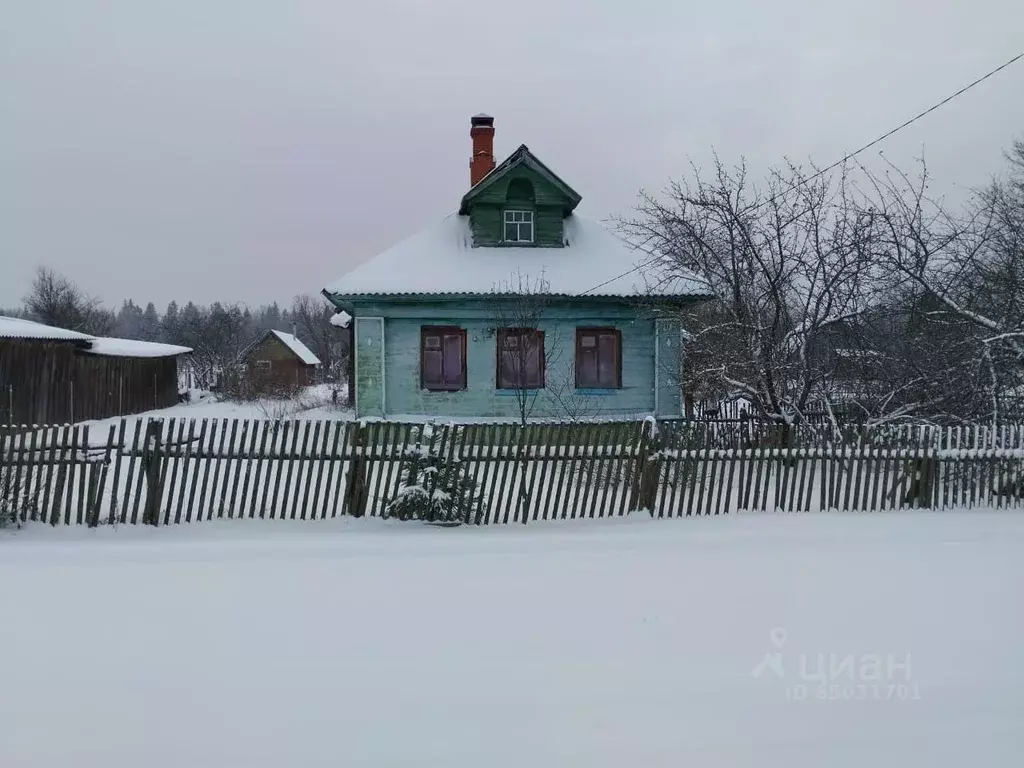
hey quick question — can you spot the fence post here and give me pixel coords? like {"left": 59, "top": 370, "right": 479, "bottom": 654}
{"left": 633, "top": 419, "right": 661, "bottom": 515}
{"left": 87, "top": 425, "right": 117, "bottom": 528}
{"left": 346, "top": 422, "right": 367, "bottom": 517}
{"left": 917, "top": 430, "right": 937, "bottom": 509}
{"left": 142, "top": 419, "right": 164, "bottom": 526}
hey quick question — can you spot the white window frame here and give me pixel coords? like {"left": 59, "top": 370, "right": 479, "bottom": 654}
{"left": 503, "top": 209, "right": 534, "bottom": 243}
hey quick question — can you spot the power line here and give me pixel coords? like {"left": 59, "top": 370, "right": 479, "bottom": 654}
{"left": 577, "top": 50, "right": 1024, "bottom": 297}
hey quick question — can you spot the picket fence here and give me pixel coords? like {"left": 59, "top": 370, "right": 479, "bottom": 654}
{"left": 2, "top": 418, "right": 1023, "bottom": 527}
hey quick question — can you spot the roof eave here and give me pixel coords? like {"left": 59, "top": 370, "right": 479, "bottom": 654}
{"left": 320, "top": 291, "right": 711, "bottom": 305}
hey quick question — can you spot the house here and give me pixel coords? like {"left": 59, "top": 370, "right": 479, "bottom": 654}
{"left": 0, "top": 316, "right": 192, "bottom": 424}
{"left": 323, "top": 115, "right": 709, "bottom": 420}
{"left": 241, "top": 329, "right": 321, "bottom": 392}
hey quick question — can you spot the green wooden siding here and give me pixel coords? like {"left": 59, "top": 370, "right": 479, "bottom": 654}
{"left": 468, "top": 166, "right": 571, "bottom": 248}
{"left": 383, "top": 317, "right": 655, "bottom": 419}
{"left": 469, "top": 165, "right": 575, "bottom": 208}
{"left": 342, "top": 299, "right": 677, "bottom": 419}
{"left": 470, "top": 205, "right": 565, "bottom": 248}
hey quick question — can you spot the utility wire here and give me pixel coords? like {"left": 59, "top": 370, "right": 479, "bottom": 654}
{"left": 577, "top": 50, "right": 1024, "bottom": 297}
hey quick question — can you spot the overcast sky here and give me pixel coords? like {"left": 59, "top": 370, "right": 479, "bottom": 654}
{"left": 2, "top": 0, "right": 1022, "bottom": 310}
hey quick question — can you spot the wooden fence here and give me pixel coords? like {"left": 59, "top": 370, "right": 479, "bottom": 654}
{"left": 2, "top": 418, "right": 1022, "bottom": 528}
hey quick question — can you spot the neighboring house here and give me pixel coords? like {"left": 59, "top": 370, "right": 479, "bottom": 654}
{"left": 323, "top": 115, "right": 709, "bottom": 420}
{"left": 0, "top": 316, "right": 192, "bottom": 424}
{"left": 241, "top": 329, "right": 321, "bottom": 391}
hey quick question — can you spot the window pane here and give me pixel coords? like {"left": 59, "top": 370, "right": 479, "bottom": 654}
{"left": 522, "top": 222, "right": 533, "bottom": 242}
{"left": 505, "top": 223, "right": 518, "bottom": 241}
{"left": 500, "top": 350, "right": 518, "bottom": 388}
{"left": 578, "top": 346, "right": 598, "bottom": 387}
{"left": 423, "top": 350, "right": 442, "bottom": 387}
{"left": 424, "top": 335, "right": 441, "bottom": 350}
{"left": 598, "top": 334, "right": 617, "bottom": 386}
{"left": 525, "top": 342, "right": 540, "bottom": 387}
{"left": 442, "top": 334, "right": 463, "bottom": 388}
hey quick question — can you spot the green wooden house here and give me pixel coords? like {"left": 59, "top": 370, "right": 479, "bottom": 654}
{"left": 323, "top": 115, "right": 709, "bottom": 420}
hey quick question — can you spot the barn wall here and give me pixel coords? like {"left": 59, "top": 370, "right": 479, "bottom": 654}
{"left": 0, "top": 339, "right": 182, "bottom": 424}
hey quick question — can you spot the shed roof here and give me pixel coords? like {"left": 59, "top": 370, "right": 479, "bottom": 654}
{"left": 268, "top": 330, "right": 321, "bottom": 366}
{"left": 0, "top": 316, "right": 93, "bottom": 343}
{"left": 83, "top": 337, "right": 193, "bottom": 358}
{"left": 324, "top": 213, "right": 708, "bottom": 300}
{"left": 0, "top": 316, "right": 192, "bottom": 358}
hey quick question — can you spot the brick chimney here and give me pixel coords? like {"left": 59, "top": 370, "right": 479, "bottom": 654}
{"left": 469, "top": 113, "right": 495, "bottom": 187}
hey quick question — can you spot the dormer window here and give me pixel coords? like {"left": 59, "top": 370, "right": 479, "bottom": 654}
{"left": 504, "top": 210, "right": 534, "bottom": 243}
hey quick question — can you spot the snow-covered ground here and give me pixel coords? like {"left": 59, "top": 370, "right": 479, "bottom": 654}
{"left": 80, "top": 385, "right": 353, "bottom": 434}
{"left": 2, "top": 511, "right": 1022, "bottom": 766}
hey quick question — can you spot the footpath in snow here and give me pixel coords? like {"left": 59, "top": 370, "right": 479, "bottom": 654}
{"left": 2, "top": 511, "right": 1023, "bottom": 767}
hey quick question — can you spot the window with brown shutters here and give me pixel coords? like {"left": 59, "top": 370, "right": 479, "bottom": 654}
{"left": 420, "top": 326, "right": 467, "bottom": 391}
{"left": 496, "top": 328, "right": 545, "bottom": 389}
{"left": 575, "top": 328, "right": 622, "bottom": 389}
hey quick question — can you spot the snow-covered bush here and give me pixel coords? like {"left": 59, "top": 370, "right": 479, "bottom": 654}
{"left": 386, "top": 432, "right": 484, "bottom": 525}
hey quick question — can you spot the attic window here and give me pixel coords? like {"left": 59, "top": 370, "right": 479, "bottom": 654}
{"left": 504, "top": 210, "right": 534, "bottom": 243}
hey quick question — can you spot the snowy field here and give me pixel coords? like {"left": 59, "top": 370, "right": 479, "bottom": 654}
{"left": 79, "top": 385, "right": 353, "bottom": 434}
{"left": 2, "top": 511, "right": 1023, "bottom": 767}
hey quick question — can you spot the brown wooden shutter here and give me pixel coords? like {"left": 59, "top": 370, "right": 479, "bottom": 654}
{"left": 421, "top": 327, "right": 466, "bottom": 391}
{"left": 576, "top": 328, "right": 621, "bottom": 389}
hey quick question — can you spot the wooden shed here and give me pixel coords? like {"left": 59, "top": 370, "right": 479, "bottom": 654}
{"left": 241, "top": 329, "right": 321, "bottom": 393}
{"left": 1, "top": 316, "right": 192, "bottom": 425}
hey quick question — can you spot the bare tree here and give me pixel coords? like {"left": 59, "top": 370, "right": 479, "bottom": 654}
{"left": 24, "top": 266, "right": 113, "bottom": 335}
{"left": 622, "top": 157, "right": 882, "bottom": 429}
{"left": 290, "top": 293, "right": 349, "bottom": 385}
{"left": 488, "top": 270, "right": 566, "bottom": 426}
{"left": 187, "top": 303, "right": 253, "bottom": 391}
{"left": 861, "top": 148, "right": 1024, "bottom": 423}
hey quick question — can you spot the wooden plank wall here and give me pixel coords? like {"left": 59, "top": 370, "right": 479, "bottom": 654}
{"left": 1, "top": 340, "right": 181, "bottom": 425}
{"left": 3, "top": 418, "right": 1022, "bottom": 528}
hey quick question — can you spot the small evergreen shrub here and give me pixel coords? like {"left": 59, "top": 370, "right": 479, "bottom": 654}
{"left": 386, "top": 431, "right": 484, "bottom": 525}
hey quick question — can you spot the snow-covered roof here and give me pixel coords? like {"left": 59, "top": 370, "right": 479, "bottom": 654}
{"left": 83, "top": 337, "right": 192, "bottom": 358}
{"left": 0, "top": 315, "right": 93, "bottom": 342}
{"left": 0, "top": 316, "right": 193, "bottom": 358}
{"left": 324, "top": 214, "right": 709, "bottom": 299}
{"left": 269, "top": 330, "right": 321, "bottom": 366}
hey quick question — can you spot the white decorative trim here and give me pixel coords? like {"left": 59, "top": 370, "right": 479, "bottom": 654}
{"left": 654, "top": 319, "right": 660, "bottom": 416}
{"left": 354, "top": 316, "right": 386, "bottom": 418}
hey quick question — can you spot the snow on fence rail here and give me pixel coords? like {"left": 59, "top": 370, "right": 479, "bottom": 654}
{"left": 2, "top": 418, "right": 1023, "bottom": 527}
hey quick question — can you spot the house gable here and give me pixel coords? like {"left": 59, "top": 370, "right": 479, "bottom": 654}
{"left": 459, "top": 145, "right": 582, "bottom": 248}
{"left": 243, "top": 330, "right": 320, "bottom": 367}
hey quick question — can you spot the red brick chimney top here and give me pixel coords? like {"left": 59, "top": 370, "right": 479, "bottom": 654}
{"left": 469, "top": 114, "right": 495, "bottom": 187}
